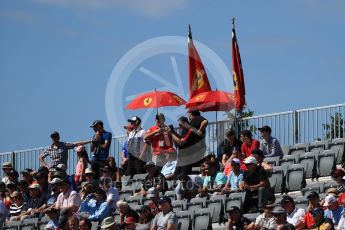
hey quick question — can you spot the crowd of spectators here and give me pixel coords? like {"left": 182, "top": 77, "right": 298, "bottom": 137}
{"left": 0, "top": 111, "right": 345, "bottom": 230}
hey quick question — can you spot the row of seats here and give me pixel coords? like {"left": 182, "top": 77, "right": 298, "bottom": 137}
{"left": 284, "top": 138, "right": 344, "bottom": 164}
{"left": 2, "top": 217, "right": 49, "bottom": 230}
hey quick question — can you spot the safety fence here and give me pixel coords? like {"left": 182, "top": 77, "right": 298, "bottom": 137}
{"left": 1, "top": 103, "right": 344, "bottom": 178}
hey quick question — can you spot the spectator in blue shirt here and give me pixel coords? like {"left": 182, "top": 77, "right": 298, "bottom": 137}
{"left": 90, "top": 120, "right": 112, "bottom": 180}
{"left": 161, "top": 148, "right": 177, "bottom": 180}
{"left": 323, "top": 194, "right": 344, "bottom": 225}
{"left": 78, "top": 188, "right": 110, "bottom": 221}
{"left": 222, "top": 158, "right": 243, "bottom": 194}
{"left": 258, "top": 126, "right": 284, "bottom": 158}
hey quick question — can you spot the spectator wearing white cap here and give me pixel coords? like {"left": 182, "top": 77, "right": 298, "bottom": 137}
{"left": 222, "top": 158, "right": 243, "bottom": 194}
{"left": 15, "top": 183, "right": 45, "bottom": 221}
{"left": 240, "top": 156, "right": 274, "bottom": 213}
{"left": 324, "top": 194, "right": 344, "bottom": 226}
{"left": 39, "top": 131, "right": 91, "bottom": 169}
{"left": 146, "top": 187, "right": 160, "bottom": 216}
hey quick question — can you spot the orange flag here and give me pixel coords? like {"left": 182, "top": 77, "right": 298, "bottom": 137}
{"left": 188, "top": 25, "right": 212, "bottom": 99}
{"left": 232, "top": 19, "right": 246, "bottom": 111}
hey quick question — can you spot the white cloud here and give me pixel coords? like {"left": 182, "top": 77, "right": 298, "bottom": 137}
{"left": 35, "top": 0, "right": 187, "bottom": 18}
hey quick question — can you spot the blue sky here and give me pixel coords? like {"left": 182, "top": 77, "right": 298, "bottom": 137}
{"left": 1, "top": 0, "right": 345, "bottom": 152}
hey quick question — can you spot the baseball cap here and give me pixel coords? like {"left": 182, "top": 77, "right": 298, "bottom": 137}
{"left": 2, "top": 162, "right": 13, "bottom": 169}
{"left": 28, "top": 183, "right": 41, "bottom": 190}
{"left": 326, "top": 187, "right": 338, "bottom": 195}
{"left": 243, "top": 156, "right": 257, "bottom": 165}
{"left": 128, "top": 116, "right": 141, "bottom": 124}
{"left": 20, "top": 168, "right": 33, "bottom": 175}
{"left": 101, "top": 217, "right": 116, "bottom": 229}
{"left": 258, "top": 126, "right": 272, "bottom": 133}
{"left": 227, "top": 206, "right": 240, "bottom": 213}
{"left": 50, "top": 131, "right": 60, "bottom": 138}
{"left": 157, "top": 195, "right": 172, "bottom": 204}
{"left": 272, "top": 206, "right": 286, "bottom": 215}
{"left": 147, "top": 187, "right": 158, "bottom": 198}
{"left": 144, "top": 161, "right": 155, "bottom": 169}
{"left": 50, "top": 178, "right": 63, "bottom": 185}
{"left": 231, "top": 158, "right": 241, "bottom": 165}
{"left": 90, "top": 120, "right": 103, "bottom": 127}
{"left": 251, "top": 149, "right": 264, "bottom": 158}
{"left": 56, "top": 164, "right": 67, "bottom": 172}
{"left": 324, "top": 194, "right": 337, "bottom": 206}
{"left": 85, "top": 168, "right": 95, "bottom": 174}
{"left": 307, "top": 191, "right": 320, "bottom": 199}
{"left": 281, "top": 195, "right": 294, "bottom": 204}
{"left": 52, "top": 171, "right": 67, "bottom": 180}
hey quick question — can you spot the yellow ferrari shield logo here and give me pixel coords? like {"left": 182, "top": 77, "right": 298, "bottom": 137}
{"left": 144, "top": 97, "right": 153, "bottom": 106}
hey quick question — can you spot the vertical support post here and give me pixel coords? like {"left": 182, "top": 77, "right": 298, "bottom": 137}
{"left": 293, "top": 111, "right": 299, "bottom": 145}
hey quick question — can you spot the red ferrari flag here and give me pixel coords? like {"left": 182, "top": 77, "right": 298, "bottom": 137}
{"left": 188, "top": 25, "right": 212, "bottom": 99}
{"left": 232, "top": 18, "right": 246, "bottom": 111}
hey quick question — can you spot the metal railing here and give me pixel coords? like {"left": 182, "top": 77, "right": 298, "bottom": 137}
{"left": 1, "top": 103, "right": 344, "bottom": 179}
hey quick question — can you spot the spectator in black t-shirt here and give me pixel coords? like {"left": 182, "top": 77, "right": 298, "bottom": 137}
{"left": 220, "top": 129, "right": 242, "bottom": 168}
{"left": 187, "top": 110, "right": 208, "bottom": 138}
{"left": 240, "top": 156, "right": 274, "bottom": 213}
{"left": 170, "top": 116, "right": 206, "bottom": 175}
{"left": 136, "top": 162, "right": 167, "bottom": 196}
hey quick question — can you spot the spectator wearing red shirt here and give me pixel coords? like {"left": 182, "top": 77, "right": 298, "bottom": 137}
{"left": 144, "top": 113, "right": 172, "bottom": 168}
{"left": 304, "top": 191, "right": 322, "bottom": 229}
{"left": 240, "top": 130, "right": 260, "bottom": 158}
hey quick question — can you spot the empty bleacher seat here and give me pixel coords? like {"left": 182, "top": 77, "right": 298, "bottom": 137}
{"left": 172, "top": 200, "right": 187, "bottom": 212}
{"left": 176, "top": 210, "right": 192, "bottom": 230}
{"left": 269, "top": 168, "right": 284, "bottom": 194}
{"left": 265, "top": 156, "right": 280, "bottom": 167}
{"left": 318, "top": 151, "right": 336, "bottom": 177}
{"left": 289, "top": 143, "right": 308, "bottom": 156}
{"left": 243, "top": 212, "right": 260, "bottom": 222}
{"left": 309, "top": 140, "right": 328, "bottom": 152}
{"left": 224, "top": 197, "right": 242, "bottom": 213}
{"left": 187, "top": 198, "right": 204, "bottom": 212}
{"left": 193, "top": 209, "right": 212, "bottom": 230}
{"left": 126, "top": 194, "right": 142, "bottom": 205}
{"left": 165, "top": 190, "right": 177, "bottom": 202}
{"left": 281, "top": 145, "right": 290, "bottom": 156}
{"left": 286, "top": 164, "right": 306, "bottom": 191}
{"left": 295, "top": 197, "right": 309, "bottom": 210}
{"left": 301, "top": 183, "right": 324, "bottom": 196}
{"left": 133, "top": 173, "right": 148, "bottom": 181}
{"left": 329, "top": 139, "right": 345, "bottom": 164}
{"left": 206, "top": 198, "right": 223, "bottom": 223}
{"left": 323, "top": 181, "right": 338, "bottom": 193}
{"left": 119, "top": 190, "right": 133, "bottom": 200}
{"left": 298, "top": 152, "right": 318, "bottom": 179}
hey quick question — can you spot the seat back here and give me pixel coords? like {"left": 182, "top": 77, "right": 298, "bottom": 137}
{"left": 298, "top": 154, "right": 316, "bottom": 178}
{"left": 206, "top": 199, "right": 223, "bottom": 223}
{"left": 119, "top": 190, "right": 133, "bottom": 200}
{"left": 91, "top": 221, "right": 99, "bottom": 230}
{"left": 172, "top": 200, "right": 187, "bottom": 212}
{"left": 286, "top": 164, "right": 305, "bottom": 191}
{"left": 323, "top": 181, "right": 338, "bottom": 193}
{"left": 187, "top": 201, "right": 203, "bottom": 212}
{"left": 318, "top": 152, "right": 336, "bottom": 177}
{"left": 301, "top": 183, "right": 324, "bottom": 196}
{"left": 165, "top": 190, "right": 176, "bottom": 202}
{"left": 269, "top": 169, "right": 284, "bottom": 193}
{"left": 243, "top": 212, "right": 260, "bottom": 222}
{"left": 289, "top": 143, "right": 308, "bottom": 156}
{"left": 176, "top": 212, "right": 191, "bottom": 230}
{"left": 193, "top": 212, "right": 210, "bottom": 230}
{"left": 265, "top": 156, "right": 280, "bottom": 167}
{"left": 224, "top": 197, "right": 242, "bottom": 213}
{"left": 329, "top": 143, "right": 344, "bottom": 164}
{"left": 295, "top": 197, "right": 309, "bottom": 210}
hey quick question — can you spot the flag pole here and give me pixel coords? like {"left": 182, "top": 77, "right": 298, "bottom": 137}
{"left": 155, "top": 88, "right": 158, "bottom": 115}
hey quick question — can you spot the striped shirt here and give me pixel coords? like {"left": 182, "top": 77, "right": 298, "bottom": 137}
{"left": 40, "top": 142, "right": 75, "bottom": 168}
{"left": 9, "top": 203, "right": 25, "bottom": 217}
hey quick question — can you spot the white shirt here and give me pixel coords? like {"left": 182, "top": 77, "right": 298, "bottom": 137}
{"left": 337, "top": 214, "right": 345, "bottom": 230}
{"left": 286, "top": 207, "right": 305, "bottom": 226}
{"left": 106, "top": 187, "right": 119, "bottom": 210}
{"left": 128, "top": 128, "right": 146, "bottom": 157}
{"left": 255, "top": 213, "right": 277, "bottom": 229}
